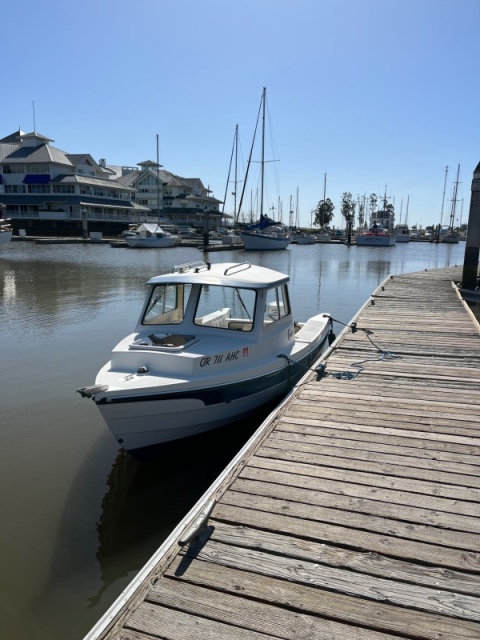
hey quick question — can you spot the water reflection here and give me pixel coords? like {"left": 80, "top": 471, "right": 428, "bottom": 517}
{"left": 88, "top": 410, "right": 272, "bottom": 609}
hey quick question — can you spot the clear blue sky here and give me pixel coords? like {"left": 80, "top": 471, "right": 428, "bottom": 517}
{"left": 3, "top": 0, "right": 478, "bottom": 229}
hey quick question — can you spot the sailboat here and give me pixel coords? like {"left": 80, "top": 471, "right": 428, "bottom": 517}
{"left": 125, "top": 135, "right": 177, "bottom": 249}
{"left": 395, "top": 196, "right": 411, "bottom": 242}
{"left": 239, "top": 88, "right": 292, "bottom": 250}
{"left": 441, "top": 164, "right": 460, "bottom": 244}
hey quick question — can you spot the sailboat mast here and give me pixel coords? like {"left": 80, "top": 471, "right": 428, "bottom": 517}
{"left": 156, "top": 134, "right": 161, "bottom": 223}
{"left": 405, "top": 195, "right": 409, "bottom": 225}
{"left": 260, "top": 87, "right": 266, "bottom": 218}
{"left": 449, "top": 164, "right": 460, "bottom": 229}
{"left": 440, "top": 165, "right": 448, "bottom": 226}
{"left": 234, "top": 124, "right": 238, "bottom": 219}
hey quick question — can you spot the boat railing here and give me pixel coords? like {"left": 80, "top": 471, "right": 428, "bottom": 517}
{"left": 173, "top": 261, "right": 211, "bottom": 274}
{"left": 224, "top": 262, "right": 251, "bottom": 276}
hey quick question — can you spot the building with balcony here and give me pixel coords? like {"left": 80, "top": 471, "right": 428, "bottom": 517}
{"left": 0, "top": 129, "right": 224, "bottom": 236}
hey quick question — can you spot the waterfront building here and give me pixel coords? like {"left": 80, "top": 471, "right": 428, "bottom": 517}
{"left": 0, "top": 129, "right": 223, "bottom": 236}
{"left": 111, "top": 161, "right": 223, "bottom": 229}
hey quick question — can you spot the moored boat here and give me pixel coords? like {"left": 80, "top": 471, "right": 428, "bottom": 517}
{"left": 0, "top": 207, "right": 12, "bottom": 248}
{"left": 356, "top": 222, "right": 396, "bottom": 246}
{"left": 295, "top": 233, "right": 317, "bottom": 245}
{"left": 241, "top": 217, "right": 292, "bottom": 250}
{"left": 394, "top": 224, "right": 410, "bottom": 242}
{"left": 356, "top": 199, "right": 396, "bottom": 246}
{"left": 238, "top": 88, "right": 292, "bottom": 251}
{"left": 125, "top": 223, "right": 177, "bottom": 248}
{"left": 77, "top": 260, "right": 333, "bottom": 451}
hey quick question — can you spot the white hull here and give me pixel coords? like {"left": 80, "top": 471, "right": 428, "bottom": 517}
{"left": 0, "top": 230, "right": 12, "bottom": 247}
{"left": 78, "top": 261, "right": 331, "bottom": 452}
{"left": 356, "top": 234, "right": 396, "bottom": 246}
{"left": 241, "top": 231, "right": 292, "bottom": 250}
{"left": 395, "top": 235, "right": 410, "bottom": 243}
{"left": 125, "top": 236, "right": 176, "bottom": 248}
{"left": 97, "top": 371, "right": 297, "bottom": 450}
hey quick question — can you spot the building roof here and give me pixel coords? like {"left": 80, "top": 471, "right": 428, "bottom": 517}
{"left": 2, "top": 142, "right": 73, "bottom": 166}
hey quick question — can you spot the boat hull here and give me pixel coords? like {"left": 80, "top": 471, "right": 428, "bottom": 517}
{"left": 0, "top": 230, "right": 12, "bottom": 247}
{"left": 125, "top": 236, "right": 176, "bottom": 248}
{"left": 241, "top": 231, "right": 292, "bottom": 250}
{"left": 95, "top": 334, "right": 328, "bottom": 451}
{"left": 356, "top": 234, "right": 396, "bottom": 246}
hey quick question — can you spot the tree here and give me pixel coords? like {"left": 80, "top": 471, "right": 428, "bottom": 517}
{"left": 341, "top": 192, "right": 356, "bottom": 244}
{"left": 312, "top": 198, "right": 335, "bottom": 228}
{"left": 368, "top": 193, "right": 378, "bottom": 219}
{"left": 357, "top": 195, "right": 366, "bottom": 228}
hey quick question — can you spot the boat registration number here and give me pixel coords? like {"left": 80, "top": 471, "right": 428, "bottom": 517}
{"left": 200, "top": 347, "right": 249, "bottom": 368}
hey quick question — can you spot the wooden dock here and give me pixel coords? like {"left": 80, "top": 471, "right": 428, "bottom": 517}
{"left": 86, "top": 265, "right": 480, "bottom": 640}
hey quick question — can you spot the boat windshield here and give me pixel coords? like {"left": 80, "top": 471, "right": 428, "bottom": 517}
{"left": 194, "top": 285, "right": 256, "bottom": 331}
{"left": 142, "top": 284, "right": 192, "bottom": 325}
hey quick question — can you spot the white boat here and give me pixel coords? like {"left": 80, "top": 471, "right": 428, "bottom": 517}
{"left": 125, "top": 223, "right": 177, "bottom": 248}
{"left": 295, "top": 233, "right": 317, "bottom": 245}
{"left": 394, "top": 196, "right": 410, "bottom": 242}
{"left": 315, "top": 229, "right": 331, "bottom": 243}
{"left": 77, "top": 260, "right": 333, "bottom": 451}
{"left": 356, "top": 223, "right": 396, "bottom": 246}
{"left": 238, "top": 88, "right": 292, "bottom": 251}
{"left": 0, "top": 209, "right": 12, "bottom": 248}
{"left": 394, "top": 224, "right": 410, "bottom": 242}
{"left": 356, "top": 200, "right": 396, "bottom": 246}
{"left": 241, "top": 219, "right": 292, "bottom": 250}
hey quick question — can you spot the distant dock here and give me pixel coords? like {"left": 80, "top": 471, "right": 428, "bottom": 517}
{"left": 86, "top": 265, "right": 480, "bottom": 639}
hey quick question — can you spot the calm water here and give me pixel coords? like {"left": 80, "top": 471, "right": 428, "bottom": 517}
{"left": 0, "top": 238, "right": 466, "bottom": 640}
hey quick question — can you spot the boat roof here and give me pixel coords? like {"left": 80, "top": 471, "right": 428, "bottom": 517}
{"left": 146, "top": 261, "right": 289, "bottom": 289}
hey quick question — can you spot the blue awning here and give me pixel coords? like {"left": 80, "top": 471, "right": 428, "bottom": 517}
{"left": 23, "top": 174, "right": 50, "bottom": 184}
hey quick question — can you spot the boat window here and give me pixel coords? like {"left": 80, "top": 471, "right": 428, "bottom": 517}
{"left": 142, "top": 284, "right": 192, "bottom": 325}
{"left": 194, "top": 285, "right": 255, "bottom": 331}
{"left": 264, "top": 285, "right": 291, "bottom": 324}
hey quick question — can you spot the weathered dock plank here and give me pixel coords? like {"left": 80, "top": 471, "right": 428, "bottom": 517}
{"left": 85, "top": 266, "right": 480, "bottom": 640}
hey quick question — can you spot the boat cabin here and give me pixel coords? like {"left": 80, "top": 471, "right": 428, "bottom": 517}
{"left": 125, "top": 261, "right": 297, "bottom": 368}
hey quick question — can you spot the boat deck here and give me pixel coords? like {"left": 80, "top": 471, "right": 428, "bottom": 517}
{"left": 87, "top": 265, "right": 480, "bottom": 640}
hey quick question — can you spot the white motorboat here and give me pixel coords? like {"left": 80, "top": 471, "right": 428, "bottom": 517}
{"left": 125, "top": 223, "right": 177, "bottom": 248}
{"left": 295, "top": 233, "right": 317, "bottom": 245}
{"left": 0, "top": 210, "right": 12, "bottom": 248}
{"left": 394, "top": 224, "right": 410, "bottom": 242}
{"left": 77, "top": 260, "right": 333, "bottom": 452}
{"left": 356, "top": 223, "right": 396, "bottom": 246}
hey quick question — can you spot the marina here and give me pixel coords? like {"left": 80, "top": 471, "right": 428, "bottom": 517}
{"left": 86, "top": 264, "right": 480, "bottom": 639}
{"left": 0, "top": 239, "right": 473, "bottom": 640}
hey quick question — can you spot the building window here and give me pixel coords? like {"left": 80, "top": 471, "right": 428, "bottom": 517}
{"left": 28, "top": 184, "right": 51, "bottom": 194}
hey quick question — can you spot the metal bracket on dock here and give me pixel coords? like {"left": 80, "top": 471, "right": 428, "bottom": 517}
{"left": 178, "top": 498, "right": 216, "bottom": 547}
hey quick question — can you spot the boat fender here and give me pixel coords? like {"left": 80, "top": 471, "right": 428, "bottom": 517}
{"left": 76, "top": 384, "right": 109, "bottom": 399}
{"left": 328, "top": 331, "right": 336, "bottom": 346}
{"left": 178, "top": 498, "right": 215, "bottom": 547}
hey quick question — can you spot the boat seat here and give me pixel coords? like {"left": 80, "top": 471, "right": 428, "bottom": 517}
{"left": 295, "top": 316, "right": 328, "bottom": 343}
{"left": 197, "top": 307, "right": 231, "bottom": 327}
